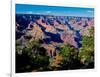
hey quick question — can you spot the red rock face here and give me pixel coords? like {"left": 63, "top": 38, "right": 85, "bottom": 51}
{"left": 16, "top": 14, "right": 94, "bottom": 56}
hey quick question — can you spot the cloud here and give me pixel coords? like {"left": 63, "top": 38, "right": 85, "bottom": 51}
{"left": 27, "top": 11, "right": 33, "bottom": 14}
{"left": 45, "top": 11, "right": 52, "bottom": 14}
{"left": 26, "top": 11, "right": 41, "bottom": 14}
{"left": 87, "top": 10, "right": 94, "bottom": 13}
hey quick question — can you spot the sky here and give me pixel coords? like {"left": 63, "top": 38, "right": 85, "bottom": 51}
{"left": 16, "top": 4, "right": 94, "bottom": 17}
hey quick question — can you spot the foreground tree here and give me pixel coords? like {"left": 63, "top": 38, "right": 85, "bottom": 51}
{"left": 78, "top": 27, "right": 94, "bottom": 68}
{"left": 59, "top": 44, "right": 80, "bottom": 69}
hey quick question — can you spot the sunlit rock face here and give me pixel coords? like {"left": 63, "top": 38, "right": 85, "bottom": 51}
{"left": 26, "top": 23, "right": 45, "bottom": 41}
{"left": 16, "top": 14, "right": 94, "bottom": 56}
